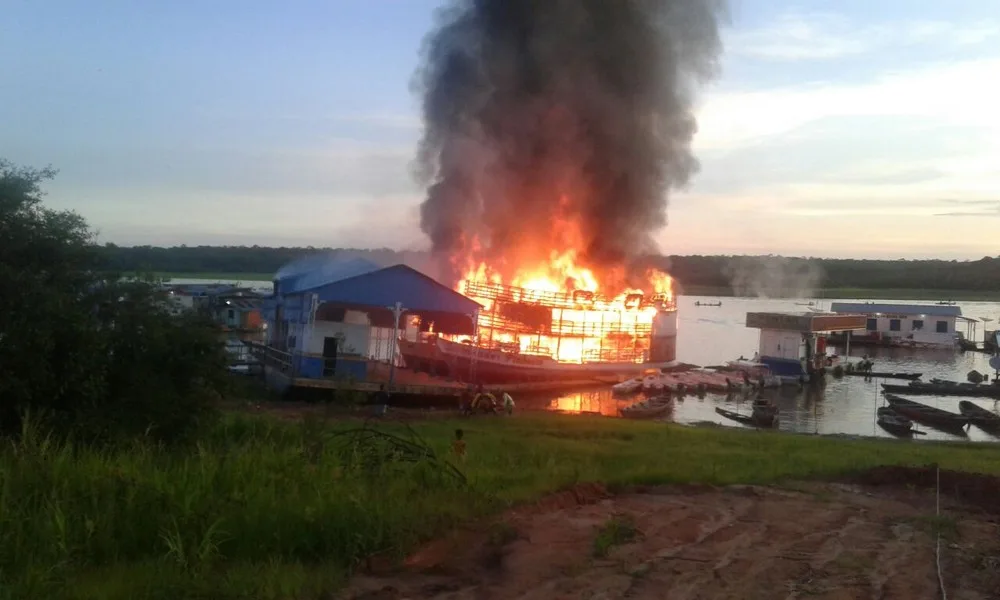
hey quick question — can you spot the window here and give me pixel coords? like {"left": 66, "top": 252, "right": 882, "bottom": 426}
{"left": 912, "top": 319, "right": 924, "bottom": 331}
{"left": 936, "top": 321, "right": 948, "bottom": 333}
{"left": 227, "top": 309, "right": 235, "bottom": 320}
{"left": 866, "top": 318, "right": 877, "bottom": 331}
{"left": 889, "top": 319, "right": 901, "bottom": 331}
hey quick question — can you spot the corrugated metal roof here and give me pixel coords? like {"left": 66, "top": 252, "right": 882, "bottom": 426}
{"left": 292, "top": 263, "right": 482, "bottom": 316}
{"left": 830, "top": 302, "right": 962, "bottom": 317}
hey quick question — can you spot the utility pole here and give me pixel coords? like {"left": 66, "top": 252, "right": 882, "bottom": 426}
{"left": 387, "top": 301, "right": 406, "bottom": 391}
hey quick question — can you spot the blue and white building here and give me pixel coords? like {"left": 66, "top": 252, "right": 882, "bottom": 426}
{"left": 259, "top": 256, "right": 480, "bottom": 391}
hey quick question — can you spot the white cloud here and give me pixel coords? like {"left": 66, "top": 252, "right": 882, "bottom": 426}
{"left": 728, "top": 13, "right": 1000, "bottom": 61}
{"left": 694, "top": 57, "right": 1000, "bottom": 151}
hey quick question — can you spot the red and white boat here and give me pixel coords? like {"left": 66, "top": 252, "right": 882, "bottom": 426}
{"left": 398, "top": 334, "right": 677, "bottom": 385}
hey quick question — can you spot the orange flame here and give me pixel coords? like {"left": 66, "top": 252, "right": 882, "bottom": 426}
{"left": 444, "top": 203, "right": 675, "bottom": 364}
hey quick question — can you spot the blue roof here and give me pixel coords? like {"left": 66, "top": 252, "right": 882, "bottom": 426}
{"left": 287, "top": 263, "right": 482, "bottom": 315}
{"left": 830, "top": 302, "right": 962, "bottom": 317}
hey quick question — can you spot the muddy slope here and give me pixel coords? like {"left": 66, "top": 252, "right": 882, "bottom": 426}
{"left": 344, "top": 473, "right": 1000, "bottom": 600}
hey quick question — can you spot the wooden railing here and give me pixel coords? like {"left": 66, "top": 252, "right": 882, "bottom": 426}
{"left": 247, "top": 341, "right": 293, "bottom": 374}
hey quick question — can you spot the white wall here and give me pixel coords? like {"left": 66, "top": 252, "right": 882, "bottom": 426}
{"left": 368, "top": 326, "right": 396, "bottom": 362}
{"left": 307, "top": 309, "right": 371, "bottom": 356}
{"left": 850, "top": 314, "right": 957, "bottom": 345}
{"left": 759, "top": 329, "right": 803, "bottom": 360}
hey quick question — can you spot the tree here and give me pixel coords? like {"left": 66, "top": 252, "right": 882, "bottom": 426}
{"left": 0, "top": 159, "right": 227, "bottom": 442}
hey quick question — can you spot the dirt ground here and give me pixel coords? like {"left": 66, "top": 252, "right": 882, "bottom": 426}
{"left": 342, "top": 468, "right": 1000, "bottom": 600}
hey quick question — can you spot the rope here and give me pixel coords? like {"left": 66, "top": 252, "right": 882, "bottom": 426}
{"left": 935, "top": 464, "right": 948, "bottom": 600}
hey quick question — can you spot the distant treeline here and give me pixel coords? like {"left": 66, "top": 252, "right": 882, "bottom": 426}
{"left": 100, "top": 244, "right": 1000, "bottom": 293}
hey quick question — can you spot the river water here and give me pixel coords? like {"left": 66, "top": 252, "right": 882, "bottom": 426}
{"left": 177, "top": 277, "right": 1000, "bottom": 441}
{"left": 537, "top": 296, "right": 1000, "bottom": 442}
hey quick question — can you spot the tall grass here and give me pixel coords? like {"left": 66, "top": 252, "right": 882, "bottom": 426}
{"left": 2, "top": 413, "right": 998, "bottom": 599}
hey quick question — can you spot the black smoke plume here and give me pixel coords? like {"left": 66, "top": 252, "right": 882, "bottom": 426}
{"left": 413, "top": 0, "right": 726, "bottom": 289}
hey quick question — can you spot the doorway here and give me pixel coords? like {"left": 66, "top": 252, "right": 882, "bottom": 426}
{"left": 322, "top": 337, "right": 338, "bottom": 377}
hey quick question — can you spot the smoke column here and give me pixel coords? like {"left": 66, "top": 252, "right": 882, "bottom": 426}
{"left": 414, "top": 0, "right": 726, "bottom": 288}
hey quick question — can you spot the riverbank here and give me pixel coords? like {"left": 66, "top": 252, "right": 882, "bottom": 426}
{"left": 153, "top": 273, "right": 999, "bottom": 302}
{"left": 155, "top": 271, "right": 274, "bottom": 282}
{"left": 5, "top": 412, "right": 1000, "bottom": 599}
{"left": 345, "top": 471, "right": 1000, "bottom": 598}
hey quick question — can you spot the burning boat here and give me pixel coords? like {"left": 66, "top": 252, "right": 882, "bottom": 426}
{"left": 399, "top": 276, "right": 677, "bottom": 385}
{"left": 404, "top": 0, "right": 724, "bottom": 385}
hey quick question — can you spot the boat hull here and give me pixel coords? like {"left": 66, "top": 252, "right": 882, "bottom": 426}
{"left": 620, "top": 400, "right": 670, "bottom": 419}
{"left": 958, "top": 400, "right": 1000, "bottom": 433}
{"left": 882, "top": 382, "right": 1000, "bottom": 399}
{"left": 885, "top": 394, "right": 968, "bottom": 434}
{"left": 846, "top": 371, "right": 922, "bottom": 380}
{"left": 399, "top": 336, "right": 677, "bottom": 385}
{"left": 715, "top": 406, "right": 777, "bottom": 428}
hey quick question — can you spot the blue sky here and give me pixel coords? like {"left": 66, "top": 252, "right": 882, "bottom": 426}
{"left": 2, "top": 0, "right": 998, "bottom": 258}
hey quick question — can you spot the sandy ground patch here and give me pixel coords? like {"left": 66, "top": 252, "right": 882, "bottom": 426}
{"left": 342, "top": 472, "right": 1000, "bottom": 600}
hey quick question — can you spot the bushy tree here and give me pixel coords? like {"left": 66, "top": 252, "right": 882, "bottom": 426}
{"left": 0, "top": 159, "right": 227, "bottom": 443}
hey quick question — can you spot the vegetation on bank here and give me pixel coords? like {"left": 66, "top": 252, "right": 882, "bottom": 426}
{"left": 5, "top": 412, "right": 1000, "bottom": 599}
{"left": 155, "top": 273, "right": 999, "bottom": 303}
{"left": 103, "top": 244, "right": 1000, "bottom": 296}
{"left": 0, "top": 159, "right": 228, "bottom": 443}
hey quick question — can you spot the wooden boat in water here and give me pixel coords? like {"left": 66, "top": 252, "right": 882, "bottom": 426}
{"left": 958, "top": 400, "right": 1000, "bottom": 432}
{"left": 881, "top": 381, "right": 1000, "bottom": 399}
{"left": 620, "top": 398, "right": 671, "bottom": 419}
{"left": 876, "top": 406, "right": 917, "bottom": 437}
{"left": 884, "top": 394, "right": 968, "bottom": 434}
{"left": 846, "top": 371, "right": 922, "bottom": 380}
{"left": 715, "top": 405, "right": 777, "bottom": 428}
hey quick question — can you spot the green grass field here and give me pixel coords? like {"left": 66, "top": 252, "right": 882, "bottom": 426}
{"left": 4, "top": 412, "right": 1000, "bottom": 599}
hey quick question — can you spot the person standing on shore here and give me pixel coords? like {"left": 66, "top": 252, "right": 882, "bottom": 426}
{"left": 451, "top": 429, "right": 466, "bottom": 461}
{"left": 501, "top": 390, "right": 515, "bottom": 415}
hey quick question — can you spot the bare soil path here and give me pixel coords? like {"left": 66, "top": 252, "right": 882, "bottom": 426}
{"left": 342, "top": 470, "right": 1000, "bottom": 600}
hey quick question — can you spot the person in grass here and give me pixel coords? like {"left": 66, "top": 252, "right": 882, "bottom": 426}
{"left": 501, "top": 390, "right": 515, "bottom": 415}
{"left": 459, "top": 386, "right": 474, "bottom": 416}
{"left": 473, "top": 385, "right": 497, "bottom": 414}
{"left": 451, "top": 429, "right": 466, "bottom": 461}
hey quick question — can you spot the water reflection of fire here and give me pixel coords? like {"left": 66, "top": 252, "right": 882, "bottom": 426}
{"left": 444, "top": 218, "right": 676, "bottom": 365}
{"left": 550, "top": 390, "right": 621, "bottom": 416}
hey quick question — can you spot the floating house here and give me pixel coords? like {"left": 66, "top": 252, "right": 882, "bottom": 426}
{"left": 826, "top": 303, "right": 976, "bottom": 349}
{"left": 163, "top": 283, "right": 264, "bottom": 337}
{"left": 745, "top": 312, "right": 868, "bottom": 383}
{"left": 258, "top": 258, "right": 480, "bottom": 393}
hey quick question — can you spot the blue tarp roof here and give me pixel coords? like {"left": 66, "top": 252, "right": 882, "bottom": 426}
{"left": 830, "top": 302, "right": 962, "bottom": 317}
{"left": 283, "top": 263, "right": 482, "bottom": 316}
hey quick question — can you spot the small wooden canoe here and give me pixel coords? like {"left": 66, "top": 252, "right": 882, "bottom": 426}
{"left": 846, "top": 371, "right": 922, "bottom": 380}
{"left": 715, "top": 406, "right": 777, "bottom": 428}
{"left": 876, "top": 406, "right": 915, "bottom": 437}
{"left": 882, "top": 382, "right": 1000, "bottom": 399}
{"left": 620, "top": 399, "right": 670, "bottom": 419}
{"left": 958, "top": 400, "right": 1000, "bottom": 432}
{"left": 885, "top": 394, "right": 968, "bottom": 434}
